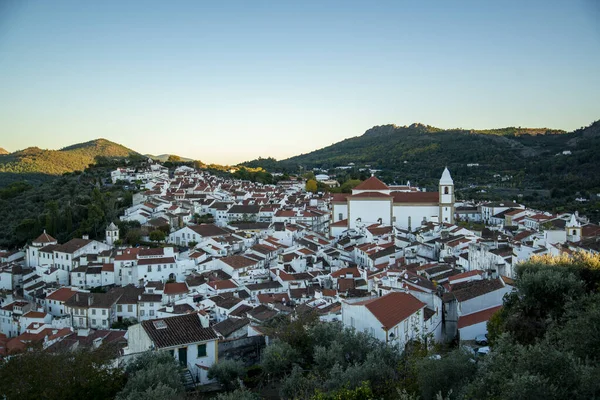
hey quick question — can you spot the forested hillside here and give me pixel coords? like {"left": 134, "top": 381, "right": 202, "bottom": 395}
{"left": 0, "top": 158, "right": 135, "bottom": 249}
{"left": 243, "top": 120, "right": 600, "bottom": 215}
{"left": 0, "top": 139, "right": 137, "bottom": 186}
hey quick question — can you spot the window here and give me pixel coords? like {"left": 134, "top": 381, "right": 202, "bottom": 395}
{"left": 102, "top": 309, "right": 106, "bottom": 315}
{"left": 79, "top": 317, "right": 83, "bottom": 325}
{"left": 92, "top": 319, "right": 96, "bottom": 325}
{"left": 444, "top": 187, "right": 449, "bottom": 195}
{"left": 404, "top": 320, "right": 408, "bottom": 332}
{"left": 158, "top": 265, "right": 161, "bottom": 272}
{"left": 338, "top": 213, "right": 343, "bottom": 221}
{"left": 148, "top": 266, "right": 152, "bottom": 273}
{"left": 103, "top": 320, "right": 107, "bottom": 326}
{"left": 350, "top": 317, "right": 355, "bottom": 328}
{"left": 197, "top": 344, "right": 207, "bottom": 357}
{"left": 117, "top": 305, "right": 122, "bottom": 312}
{"left": 127, "top": 305, "right": 133, "bottom": 312}
{"left": 140, "top": 310, "right": 145, "bottom": 316}
{"left": 149, "top": 310, "right": 155, "bottom": 316}
{"left": 92, "top": 309, "right": 96, "bottom": 315}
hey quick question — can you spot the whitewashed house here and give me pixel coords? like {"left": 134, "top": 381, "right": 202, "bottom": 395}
{"left": 125, "top": 313, "right": 219, "bottom": 384}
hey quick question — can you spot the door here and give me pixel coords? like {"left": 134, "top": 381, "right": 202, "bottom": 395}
{"left": 178, "top": 347, "right": 187, "bottom": 367}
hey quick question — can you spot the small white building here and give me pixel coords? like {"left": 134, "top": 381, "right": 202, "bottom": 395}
{"left": 125, "top": 313, "right": 219, "bottom": 384}
{"left": 342, "top": 291, "right": 426, "bottom": 348}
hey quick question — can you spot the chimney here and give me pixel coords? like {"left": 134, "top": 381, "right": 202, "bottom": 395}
{"left": 166, "top": 305, "right": 174, "bottom": 313}
{"left": 87, "top": 295, "right": 93, "bottom": 306}
{"left": 198, "top": 312, "right": 209, "bottom": 328}
{"left": 82, "top": 234, "right": 89, "bottom": 240}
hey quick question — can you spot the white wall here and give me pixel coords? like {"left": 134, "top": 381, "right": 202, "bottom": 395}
{"left": 332, "top": 203, "right": 348, "bottom": 222}
{"left": 349, "top": 200, "right": 392, "bottom": 229}
{"left": 393, "top": 205, "right": 438, "bottom": 230}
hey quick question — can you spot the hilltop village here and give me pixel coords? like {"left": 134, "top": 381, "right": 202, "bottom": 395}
{"left": 1, "top": 159, "right": 599, "bottom": 386}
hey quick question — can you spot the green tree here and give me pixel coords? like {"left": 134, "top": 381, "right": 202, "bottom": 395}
{"left": 416, "top": 349, "right": 477, "bottom": 400}
{"left": 117, "top": 352, "right": 184, "bottom": 400}
{"left": 340, "top": 179, "right": 362, "bottom": 193}
{"left": 261, "top": 341, "right": 301, "bottom": 380}
{"left": 0, "top": 346, "right": 126, "bottom": 400}
{"left": 214, "top": 388, "right": 260, "bottom": 400}
{"left": 149, "top": 230, "right": 166, "bottom": 243}
{"left": 126, "top": 228, "right": 142, "bottom": 245}
{"left": 207, "top": 359, "right": 246, "bottom": 391}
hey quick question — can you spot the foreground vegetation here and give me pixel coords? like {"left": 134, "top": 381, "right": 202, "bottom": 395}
{"left": 211, "top": 252, "right": 600, "bottom": 399}
{"left": 1, "top": 253, "right": 599, "bottom": 399}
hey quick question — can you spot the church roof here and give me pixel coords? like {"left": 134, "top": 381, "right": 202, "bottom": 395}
{"left": 107, "top": 222, "right": 118, "bottom": 231}
{"left": 393, "top": 192, "right": 439, "bottom": 204}
{"left": 349, "top": 192, "right": 392, "bottom": 198}
{"left": 353, "top": 176, "right": 389, "bottom": 191}
{"left": 440, "top": 167, "right": 453, "bottom": 185}
{"left": 33, "top": 231, "right": 57, "bottom": 245}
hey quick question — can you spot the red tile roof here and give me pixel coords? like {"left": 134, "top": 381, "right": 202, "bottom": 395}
{"left": 353, "top": 176, "right": 389, "bottom": 191}
{"left": 331, "top": 267, "right": 361, "bottom": 278}
{"left": 457, "top": 305, "right": 502, "bottom": 329}
{"left": 32, "top": 231, "right": 57, "bottom": 244}
{"left": 392, "top": 192, "right": 439, "bottom": 203}
{"left": 22, "top": 311, "right": 47, "bottom": 319}
{"left": 331, "top": 219, "right": 348, "bottom": 227}
{"left": 352, "top": 292, "right": 426, "bottom": 330}
{"left": 164, "top": 282, "right": 189, "bottom": 295}
{"left": 220, "top": 255, "right": 258, "bottom": 270}
{"left": 207, "top": 280, "right": 237, "bottom": 290}
{"left": 448, "top": 270, "right": 483, "bottom": 283}
{"left": 46, "top": 288, "right": 77, "bottom": 302}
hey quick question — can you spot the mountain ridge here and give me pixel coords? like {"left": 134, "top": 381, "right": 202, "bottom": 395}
{"left": 241, "top": 120, "right": 600, "bottom": 198}
{"left": 0, "top": 139, "right": 138, "bottom": 185}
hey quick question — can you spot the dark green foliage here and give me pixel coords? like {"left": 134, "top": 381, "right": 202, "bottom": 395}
{"left": 214, "top": 388, "right": 261, "bottom": 400}
{"left": 207, "top": 359, "right": 246, "bottom": 391}
{"left": 261, "top": 340, "right": 301, "bottom": 380}
{"left": 311, "top": 381, "right": 374, "bottom": 400}
{"left": 261, "top": 314, "right": 403, "bottom": 399}
{"left": 0, "top": 346, "right": 126, "bottom": 400}
{"left": 0, "top": 168, "right": 134, "bottom": 249}
{"left": 149, "top": 229, "right": 166, "bottom": 242}
{"left": 416, "top": 349, "right": 477, "bottom": 400}
{"left": 465, "top": 335, "right": 600, "bottom": 400}
{"left": 117, "top": 352, "right": 184, "bottom": 400}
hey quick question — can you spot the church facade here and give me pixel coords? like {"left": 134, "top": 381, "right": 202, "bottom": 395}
{"left": 331, "top": 168, "right": 455, "bottom": 233}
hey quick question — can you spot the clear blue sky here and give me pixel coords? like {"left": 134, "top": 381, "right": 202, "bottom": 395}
{"left": 1, "top": 0, "right": 599, "bottom": 164}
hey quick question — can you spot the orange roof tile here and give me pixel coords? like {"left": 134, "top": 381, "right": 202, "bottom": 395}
{"left": 353, "top": 176, "right": 389, "bottom": 191}
{"left": 351, "top": 292, "right": 425, "bottom": 330}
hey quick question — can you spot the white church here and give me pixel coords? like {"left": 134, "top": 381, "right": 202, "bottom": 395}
{"left": 331, "top": 168, "right": 455, "bottom": 235}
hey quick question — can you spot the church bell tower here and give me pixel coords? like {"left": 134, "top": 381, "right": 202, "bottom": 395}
{"left": 439, "top": 167, "right": 455, "bottom": 224}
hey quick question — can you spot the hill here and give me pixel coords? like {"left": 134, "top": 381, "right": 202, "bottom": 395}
{"left": 243, "top": 120, "right": 600, "bottom": 188}
{"left": 145, "top": 153, "right": 194, "bottom": 162}
{"left": 0, "top": 139, "right": 138, "bottom": 186}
